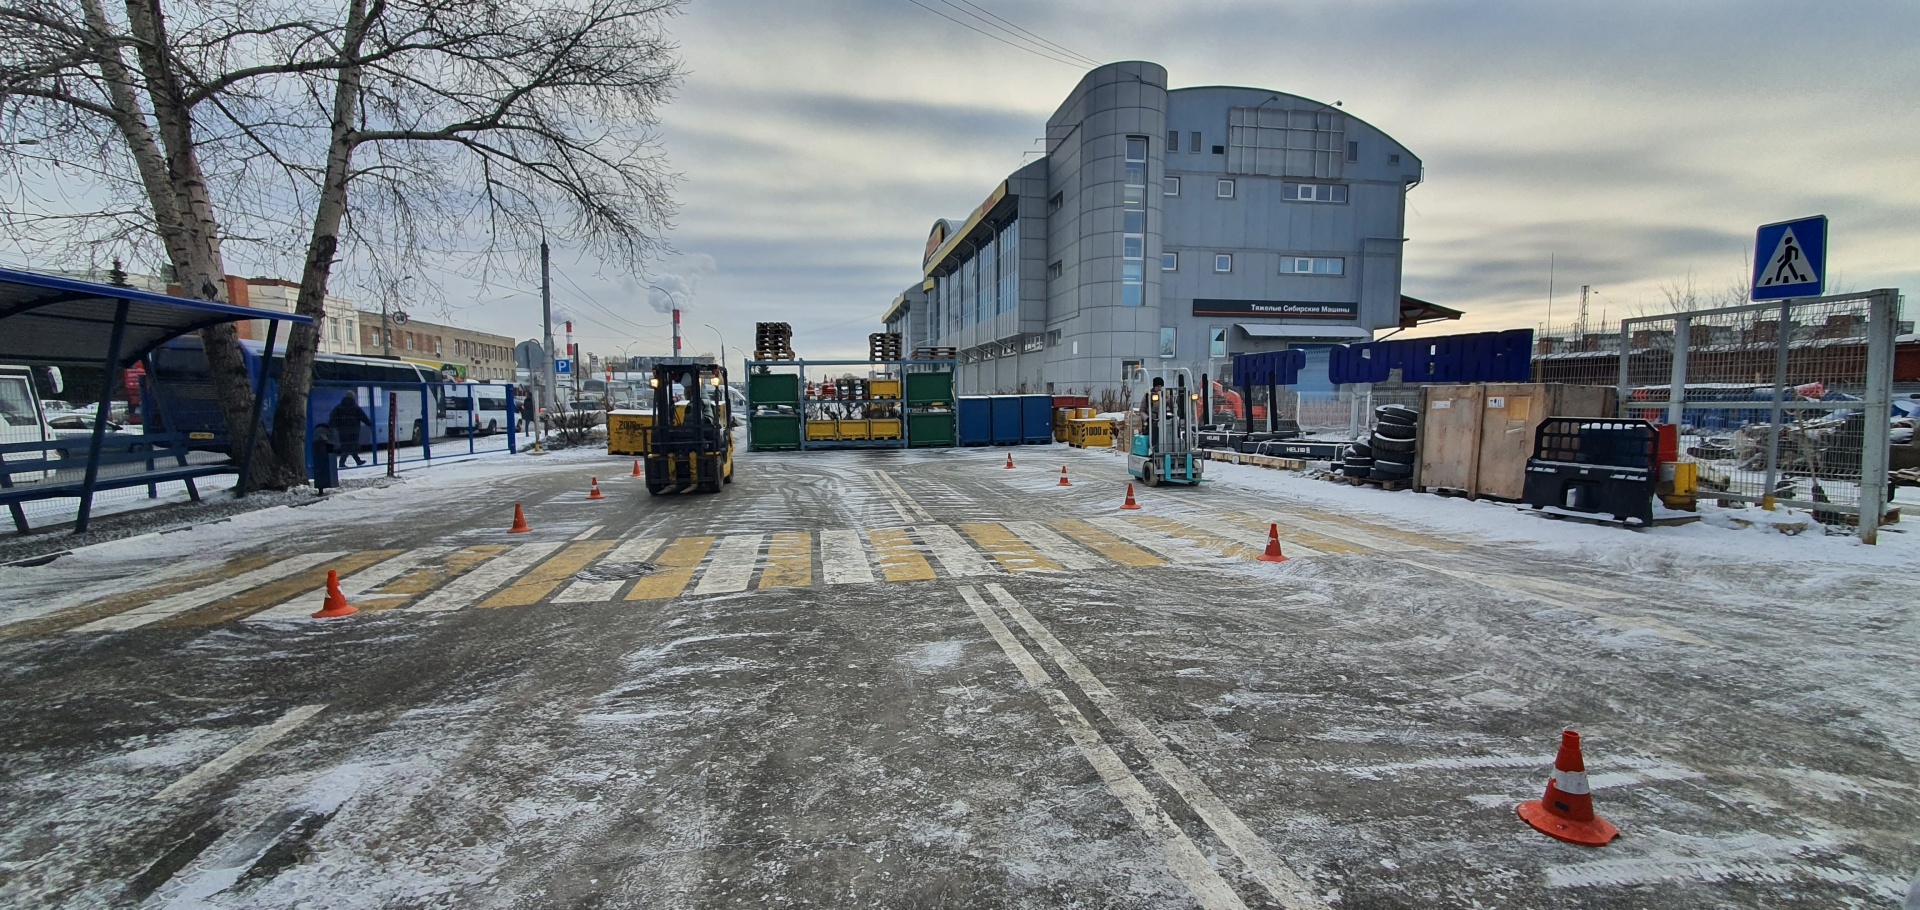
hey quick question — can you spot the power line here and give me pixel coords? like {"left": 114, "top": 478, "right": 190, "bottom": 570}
{"left": 905, "top": 0, "right": 1088, "bottom": 69}
{"left": 943, "top": 0, "right": 1100, "bottom": 67}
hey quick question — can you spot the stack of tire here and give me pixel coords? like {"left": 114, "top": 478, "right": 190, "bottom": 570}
{"left": 1367, "top": 404, "right": 1419, "bottom": 482}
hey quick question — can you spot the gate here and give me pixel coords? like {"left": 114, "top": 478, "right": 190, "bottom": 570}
{"left": 1617, "top": 289, "right": 1898, "bottom": 542}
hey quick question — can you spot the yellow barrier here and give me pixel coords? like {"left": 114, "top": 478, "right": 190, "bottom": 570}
{"left": 607, "top": 411, "right": 654, "bottom": 455}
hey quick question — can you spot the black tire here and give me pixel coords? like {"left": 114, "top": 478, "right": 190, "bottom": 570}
{"left": 1375, "top": 404, "right": 1419, "bottom": 424}
{"left": 1348, "top": 441, "right": 1373, "bottom": 459}
{"left": 647, "top": 483, "right": 668, "bottom": 496}
{"left": 1373, "top": 420, "right": 1417, "bottom": 441}
{"left": 1142, "top": 463, "right": 1159, "bottom": 488}
{"left": 1371, "top": 459, "right": 1413, "bottom": 478}
{"left": 411, "top": 421, "right": 424, "bottom": 445}
{"left": 1342, "top": 465, "right": 1372, "bottom": 478}
{"left": 1370, "top": 434, "right": 1416, "bottom": 455}
{"left": 485, "top": 419, "right": 499, "bottom": 436}
{"left": 1343, "top": 456, "right": 1374, "bottom": 469}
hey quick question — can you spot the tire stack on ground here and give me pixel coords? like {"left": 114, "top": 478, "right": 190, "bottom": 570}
{"left": 1368, "top": 404, "right": 1419, "bottom": 483}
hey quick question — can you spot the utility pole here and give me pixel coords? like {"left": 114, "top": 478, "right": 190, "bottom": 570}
{"left": 540, "top": 240, "right": 555, "bottom": 450}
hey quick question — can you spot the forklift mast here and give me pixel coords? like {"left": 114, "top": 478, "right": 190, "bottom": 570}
{"left": 1144, "top": 372, "right": 1193, "bottom": 455}
{"left": 650, "top": 363, "right": 730, "bottom": 453}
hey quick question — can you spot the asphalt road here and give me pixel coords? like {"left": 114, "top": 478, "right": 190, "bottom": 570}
{"left": 0, "top": 444, "right": 1914, "bottom": 908}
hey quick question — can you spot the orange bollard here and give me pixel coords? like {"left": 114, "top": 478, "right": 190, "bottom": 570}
{"left": 588, "top": 477, "right": 605, "bottom": 500}
{"left": 1258, "top": 523, "right": 1289, "bottom": 563}
{"left": 1058, "top": 466, "right": 1071, "bottom": 487}
{"left": 1518, "top": 730, "right": 1619, "bottom": 847}
{"left": 1121, "top": 483, "right": 1141, "bottom": 510}
{"left": 509, "top": 503, "right": 532, "bottom": 533}
{"left": 1004, "top": 453, "right": 1015, "bottom": 469}
{"left": 631, "top": 459, "right": 642, "bottom": 477}
{"left": 311, "top": 570, "right": 358, "bottom": 618}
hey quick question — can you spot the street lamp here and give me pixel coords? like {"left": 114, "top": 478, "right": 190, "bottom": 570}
{"left": 702, "top": 323, "right": 726, "bottom": 373}
{"left": 647, "top": 284, "right": 685, "bottom": 358}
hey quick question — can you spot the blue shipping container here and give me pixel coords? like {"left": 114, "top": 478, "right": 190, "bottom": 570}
{"left": 1021, "top": 395, "right": 1054, "bottom": 444}
{"left": 990, "top": 396, "right": 1023, "bottom": 445}
{"left": 957, "top": 396, "right": 993, "bottom": 446}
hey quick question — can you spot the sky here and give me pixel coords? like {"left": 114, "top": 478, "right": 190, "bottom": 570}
{"left": 11, "top": 0, "right": 1919, "bottom": 363}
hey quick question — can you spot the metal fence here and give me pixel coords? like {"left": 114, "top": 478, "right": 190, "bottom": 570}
{"left": 307, "top": 381, "right": 519, "bottom": 477}
{"left": 1617, "top": 289, "right": 1898, "bottom": 542}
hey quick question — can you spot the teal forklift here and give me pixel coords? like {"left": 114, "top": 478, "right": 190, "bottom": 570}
{"left": 1128, "top": 371, "right": 1204, "bottom": 487}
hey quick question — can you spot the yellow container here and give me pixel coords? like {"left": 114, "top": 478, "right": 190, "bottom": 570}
{"left": 869, "top": 418, "right": 902, "bottom": 440}
{"left": 1067, "top": 417, "right": 1114, "bottom": 449}
{"left": 805, "top": 420, "right": 838, "bottom": 441}
{"left": 869, "top": 379, "right": 902, "bottom": 400}
{"left": 607, "top": 411, "right": 654, "bottom": 455}
{"left": 837, "top": 419, "right": 871, "bottom": 441}
{"left": 1053, "top": 408, "right": 1073, "bottom": 442}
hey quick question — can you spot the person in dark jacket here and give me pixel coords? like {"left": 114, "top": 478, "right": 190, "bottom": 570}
{"left": 328, "top": 393, "right": 375, "bottom": 467}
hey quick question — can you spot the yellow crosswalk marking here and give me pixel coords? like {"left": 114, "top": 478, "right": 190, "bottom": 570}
{"left": 163, "top": 550, "right": 403, "bottom": 627}
{"left": 961, "top": 522, "right": 1062, "bottom": 573}
{"left": 758, "top": 531, "right": 813, "bottom": 589}
{"left": 1050, "top": 520, "right": 1163, "bottom": 568}
{"left": 1216, "top": 512, "right": 1370, "bottom": 556}
{"left": 366, "top": 545, "right": 509, "bottom": 610}
{"left": 626, "top": 536, "right": 714, "bottom": 600}
{"left": 867, "top": 528, "right": 936, "bottom": 582}
{"left": 482, "top": 540, "right": 616, "bottom": 608}
{"left": 2, "top": 554, "right": 284, "bottom": 639}
{"left": 1129, "top": 515, "right": 1261, "bottom": 560}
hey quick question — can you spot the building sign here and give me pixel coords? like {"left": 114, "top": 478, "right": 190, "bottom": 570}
{"left": 1191, "top": 298, "right": 1358, "bottom": 319}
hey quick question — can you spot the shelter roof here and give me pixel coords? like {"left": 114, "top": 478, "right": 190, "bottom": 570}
{"left": 0, "top": 266, "right": 312, "bottom": 367}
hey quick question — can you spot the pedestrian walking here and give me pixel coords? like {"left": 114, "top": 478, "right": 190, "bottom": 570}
{"left": 328, "top": 392, "right": 374, "bottom": 467}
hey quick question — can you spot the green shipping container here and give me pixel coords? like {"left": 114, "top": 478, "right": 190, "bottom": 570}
{"left": 748, "top": 372, "right": 801, "bottom": 407}
{"left": 907, "top": 411, "right": 956, "bottom": 448}
{"left": 904, "top": 371, "right": 953, "bottom": 407}
{"left": 749, "top": 413, "right": 802, "bottom": 451}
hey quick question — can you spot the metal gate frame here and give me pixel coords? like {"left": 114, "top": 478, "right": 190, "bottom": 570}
{"left": 1618, "top": 288, "right": 1898, "bottom": 543}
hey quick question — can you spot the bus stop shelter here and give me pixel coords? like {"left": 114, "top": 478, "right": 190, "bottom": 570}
{"left": 0, "top": 267, "right": 312, "bottom": 533}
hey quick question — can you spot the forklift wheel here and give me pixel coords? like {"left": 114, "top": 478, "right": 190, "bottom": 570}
{"left": 1142, "top": 464, "right": 1159, "bottom": 488}
{"left": 647, "top": 484, "right": 669, "bottom": 496}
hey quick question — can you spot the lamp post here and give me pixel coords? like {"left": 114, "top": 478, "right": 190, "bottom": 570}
{"left": 702, "top": 323, "right": 726, "bottom": 373}
{"left": 647, "top": 285, "right": 684, "bottom": 358}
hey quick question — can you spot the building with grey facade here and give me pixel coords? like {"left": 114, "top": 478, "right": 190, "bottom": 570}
{"left": 886, "top": 60, "right": 1458, "bottom": 396}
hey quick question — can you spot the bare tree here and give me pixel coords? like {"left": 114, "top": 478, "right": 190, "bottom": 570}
{"left": 1, "top": 0, "right": 682, "bottom": 487}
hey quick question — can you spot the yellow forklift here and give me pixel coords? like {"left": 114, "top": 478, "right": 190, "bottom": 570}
{"left": 645, "top": 363, "right": 734, "bottom": 494}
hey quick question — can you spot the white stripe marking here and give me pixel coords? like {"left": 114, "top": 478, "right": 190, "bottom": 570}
{"left": 985, "top": 583, "right": 1326, "bottom": 909}
{"left": 871, "top": 470, "right": 933, "bottom": 522}
{"left": 1086, "top": 516, "right": 1191, "bottom": 560}
{"left": 692, "top": 533, "right": 764, "bottom": 595}
{"left": 913, "top": 525, "right": 995, "bottom": 577}
{"left": 249, "top": 547, "right": 454, "bottom": 622}
{"left": 573, "top": 524, "right": 604, "bottom": 541}
{"left": 406, "top": 542, "right": 564, "bottom": 612}
{"left": 552, "top": 537, "right": 665, "bottom": 603}
{"left": 819, "top": 529, "right": 875, "bottom": 585}
{"left": 151, "top": 704, "right": 327, "bottom": 802}
{"left": 0, "top": 560, "right": 214, "bottom": 630}
{"left": 958, "top": 586, "right": 1247, "bottom": 910}
{"left": 1003, "top": 520, "right": 1108, "bottom": 570}
{"left": 72, "top": 552, "right": 347, "bottom": 633}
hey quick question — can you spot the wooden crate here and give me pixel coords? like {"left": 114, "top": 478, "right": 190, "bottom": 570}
{"left": 1416, "top": 383, "right": 1617, "bottom": 500}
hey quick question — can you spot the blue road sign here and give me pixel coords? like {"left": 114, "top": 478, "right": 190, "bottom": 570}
{"left": 1751, "top": 215, "right": 1826, "bottom": 301}
{"left": 554, "top": 358, "right": 572, "bottom": 375}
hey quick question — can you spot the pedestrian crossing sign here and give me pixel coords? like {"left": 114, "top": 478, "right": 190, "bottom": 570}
{"left": 1751, "top": 215, "right": 1826, "bottom": 301}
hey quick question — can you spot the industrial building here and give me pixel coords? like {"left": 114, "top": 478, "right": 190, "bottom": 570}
{"left": 882, "top": 60, "right": 1460, "bottom": 396}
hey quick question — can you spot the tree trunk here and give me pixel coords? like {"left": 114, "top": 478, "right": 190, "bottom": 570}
{"left": 269, "top": 0, "right": 374, "bottom": 483}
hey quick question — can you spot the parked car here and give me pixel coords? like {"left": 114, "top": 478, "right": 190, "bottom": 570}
{"left": 47, "top": 412, "right": 142, "bottom": 458}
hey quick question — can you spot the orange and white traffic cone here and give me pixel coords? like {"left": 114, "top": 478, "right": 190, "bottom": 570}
{"left": 1058, "top": 466, "right": 1071, "bottom": 486}
{"left": 311, "top": 570, "right": 357, "bottom": 619}
{"left": 1518, "top": 730, "right": 1619, "bottom": 847}
{"left": 1004, "top": 453, "right": 1015, "bottom": 469}
{"left": 588, "top": 477, "right": 604, "bottom": 500}
{"left": 1121, "top": 483, "right": 1141, "bottom": 510}
{"left": 631, "top": 459, "right": 642, "bottom": 477}
{"left": 509, "top": 503, "right": 532, "bottom": 533}
{"left": 1258, "top": 523, "right": 1289, "bottom": 563}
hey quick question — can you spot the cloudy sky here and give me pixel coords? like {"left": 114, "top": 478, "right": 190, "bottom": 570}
{"left": 14, "top": 0, "right": 1916, "bottom": 362}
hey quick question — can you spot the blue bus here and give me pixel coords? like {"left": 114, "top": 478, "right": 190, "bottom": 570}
{"left": 144, "top": 337, "right": 448, "bottom": 450}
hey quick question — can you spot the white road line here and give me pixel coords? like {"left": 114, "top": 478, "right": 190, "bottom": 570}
{"left": 1086, "top": 516, "right": 1192, "bottom": 560}
{"left": 406, "top": 542, "right": 563, "bottom": 613}
{"left": 248, "top": 547, "right": 454, "bottom": 622}
{"left": 1400, "top": 560, "right": 1715, "bottom": 648}
{"left": 914, "top": 525, "right": 996, "bottom": 577}
{"left": 1003, "top": 520, "right": 1109, "bottom": 570}
{"left": 865, "top": 470, "right": 920, "bottom": 524}
{"left": 71, "top": 552, "right": 347, "bottom": 633}
{"left": 573, "top": 524, "right": 604, "bottom": 541}
{"left": 985, "top": 584, "right": 1327, "bottom": 909}
{"left": 872, "top": 470, "right": 934, "bottom": 522}
{"left": 152, "top": 704, "right": 328, "bottom": 802}
{"left": 553, "top": 537, "right": 665, "bottom": 604}
{"left": 819, "top": 529, "right": 875, "bottom": 585}
{"left": 958, "top": 586, "right": 1247, "bottom": 910}
{"left": 0, "top": 559, "right": 214, "bottom": 631}
{"left": 691, "top": 533, "right": 764, "bottom": 595}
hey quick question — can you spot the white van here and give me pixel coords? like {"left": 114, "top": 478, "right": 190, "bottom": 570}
{"left": 1, "top": 365, "right": 61, "bottom": 477}
{"left": 441, "top": 383, "right": 513, "bottom": 436}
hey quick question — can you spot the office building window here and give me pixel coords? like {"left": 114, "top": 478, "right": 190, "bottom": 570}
{"left": 1389, "top": 154, "right": 1401, "bottom": 164}
{"left": 1048, "top": 260, "right": 1063, "bottom": 279}
{"left": 1163, "top": 176, "right": 1180, "bottom": 196}
{"left": 1162, "top": 252, "right": 1178, "bottom": 271}
{"left": 1158, "top": 327, "right": 1176, "bottom": 358}
{"left": 1167, "top": 130, "right": 1178, "bottom": 150}
{"left": 1216, "top": 179, "right": 1235, "bottom": 199}
{"left": 1189, "top": 131, "right": 1201, "bottom": 152}
{"left": 330, "top": 322, "right": 340, "bottom": 343}
{"left": 1281, "top": 256, "right": 1345, "bottom": 275}
{"left": 1121, "top": 199, "right": 1145, "bottom": 307}
{"left": 1048, "top": 191, "right": 1064, "bottom": 213}
{"left": 1347, "top": 140, "right": 1359, "bottom": 162}
{"left": 1124, "top": 135, "right": 1147, "bottom": 205}
{"left": 1214, "top": 254, "right": 1233, "bottom": 273}
{"left": 1210, "top": 327, "right": 1228, "bottom": 358}
{"left": 1282, "top": 183, "right": 1348, "bottom": 203}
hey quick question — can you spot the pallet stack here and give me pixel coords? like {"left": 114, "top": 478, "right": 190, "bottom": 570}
{"left": 754, "top": 322, "right": 795, "bottom": 361}
{"left": 869, "top": 333, "right": 903, "bottom": 362}
{"left": 912, "top": 346, "right": 956, "bottom": 361}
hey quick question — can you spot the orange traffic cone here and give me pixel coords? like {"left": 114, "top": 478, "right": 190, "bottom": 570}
{"left": 311, "top": 570, "right": 357, "bottom": 618}
{"left": 1004, "top": 453, "right": 1015, "bottom": 469}
{"left": 631, "top": 459, "right": 642, "bottom": 477}
{"left": 509, "top": 503, "right": 532, "bottom": 533}
{"left": 588, "top": 477, "right": 604, "bottom": 500}
{"left": 1518, "top": 730, "right": 1619, "bottom": 847}
{"left": 1121, "top": 483, "right": 1141, "bottom": 510}
{"left": 1058, "top": 466, "right": 1071, "bottom": 486}
{"left": 1258, "top": 523, "right": 1289, "bottom": 563}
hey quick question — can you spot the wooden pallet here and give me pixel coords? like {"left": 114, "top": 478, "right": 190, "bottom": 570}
{"left": 1328, "top": 473, "right": 1411, "bottom": 492}
{"left": 1203, "top": 449, "right": 1306, "bottom": 472}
